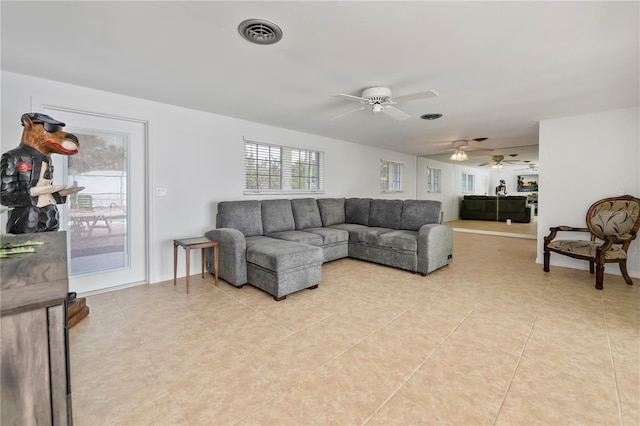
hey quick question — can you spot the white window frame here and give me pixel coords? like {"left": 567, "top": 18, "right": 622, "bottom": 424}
{"left": 462, "top": 172, "right": 475, "bottom": 194}
{"left": 427, "top": 167, "right": 441, "bottom": 193}
{"left": 244, "top": 138, "right": 324, "bottom": 195}
{"left": 380, "top": 159, "right": 404, "bottom": 193}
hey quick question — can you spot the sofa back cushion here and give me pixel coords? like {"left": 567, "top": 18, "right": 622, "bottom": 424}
{"left": 496, "top": 197, "right": 528, "bottom": 213}
{"left": 401, "top": 200, "right": 442, "bottom": 230}
{"left": 345, "top": 198, "right": 371, "bottom": 226}
{"left": 291, "top": 198, "right": 323, "bottom": 229}
{"left": 317, "top": 198, "right": 345, "bottom": 226}
{"left": 217, "top": 200, "right": 263, "bottom": 237}
{"left": 261, "top": 199, "right": 295, "bottom": 234}
{"left": 369, "top": 199, "right": 403, "bottom": 229}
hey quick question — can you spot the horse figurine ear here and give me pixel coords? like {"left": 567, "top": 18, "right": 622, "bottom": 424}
{"left": 21, "top": 113, "right": 34, "bottom": 129}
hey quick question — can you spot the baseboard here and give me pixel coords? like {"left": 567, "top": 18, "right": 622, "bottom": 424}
{"left": 535, "top": 256, "right": 640, "bottom": 280}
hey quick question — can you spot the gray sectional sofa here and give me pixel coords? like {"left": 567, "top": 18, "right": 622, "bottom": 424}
{"left": 205, "top": 198, "right": 453, "bottom": 300}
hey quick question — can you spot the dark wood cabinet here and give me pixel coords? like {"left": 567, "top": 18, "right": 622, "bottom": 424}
{"left": 1, "top": 231, "right": 72, "bottom": 425}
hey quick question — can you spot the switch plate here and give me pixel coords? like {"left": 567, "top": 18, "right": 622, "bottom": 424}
{"left": 156, "top": 187, "right": 167, "bottom": 197}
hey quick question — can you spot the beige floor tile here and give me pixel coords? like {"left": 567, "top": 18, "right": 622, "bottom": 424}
{"left": 110, "top": 395, "right": 190, "bottom": 426}
{"left": 68, "top": 231, "right": 640, "bottom": 426}
{"left": 239, "top": 351, "right": 406, "bottom": 425}
{"left": 447, "top": 312, "right": 532, "bottom": 356}
{"left": 496, "top": 355, "right": 621, "bottom": 425}
{"left": 607, "top": 314, "right": 640, "bottom": 362}
{"left": 430, "top": 338, "right": 521, "bottom": 392}
{"left": 169, "top": 358, "right": 281, "bottom": 425}
{"left": 71, "top": 350, "right": 168, "bottom": 426}
{"left": 365, "top": 393, "right": 438, "bottom": 425}
{"left": 614, "top": 357, "right": 640, "bottom": 426}
{"left": 395, "top": 359, "right": 504, "bottom": 425}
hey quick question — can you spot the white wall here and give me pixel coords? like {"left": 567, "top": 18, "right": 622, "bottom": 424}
{"left": 416, "top": 157, "right": 490, "bottom": 222}
{"left": 538, "top": 107, "right": 640, "bottom": 279}
{"left": 1, "top": 71, "right": 418, "bottom": 291}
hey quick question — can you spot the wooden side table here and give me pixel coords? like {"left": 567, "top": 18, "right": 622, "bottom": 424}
{"left": 173, "top": 237, "right": 218, "bottom": 294}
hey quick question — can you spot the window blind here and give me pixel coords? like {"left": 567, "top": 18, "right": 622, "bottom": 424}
{"left": 244, "top": 138, "right": 324, "bottom": 194}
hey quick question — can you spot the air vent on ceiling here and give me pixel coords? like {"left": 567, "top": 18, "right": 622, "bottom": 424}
{"left": 238, "top": 19, "right": 283, "bottom": 45}
{"left": 420, "top": 113, "right": 443, "bottom": 120}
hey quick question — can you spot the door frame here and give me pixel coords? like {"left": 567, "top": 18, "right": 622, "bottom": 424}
{"left": 38, "top": 104, "right": 150, "bottom": 294}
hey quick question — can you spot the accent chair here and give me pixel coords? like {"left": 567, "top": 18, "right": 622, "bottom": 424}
{"left": 543, "top": 195, "right": 640, "bottom": 290}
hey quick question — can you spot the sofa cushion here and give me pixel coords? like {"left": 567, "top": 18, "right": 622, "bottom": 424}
{"left": 301, "top": 227, "right": 349, "bottom": 245}
{"left": 261, "top": 199, "right": 295, "bottom": 234}
{"left": 463, "top": 199, "right": 488, "bottom": 212}
{"left": 291, "top": 198, "right": 323, "bottom": 229}
{"left": 217, "top": 200, "right": 263, "bottom": 237}
{"left": 349, "top": 227, "right": 394, "bottom": 245}
{"left": 328, "top": 223, "right": 369, "bottom": 235}
{"left": 246, "top": 236, "right": 323, "bottom": 272}
{"left": 401, "top": 200, "right": 442, "bottom": 230}
{"left": 377, "top": 230, "right": 418, "bottom": 251}
{"left": 369, "top": 199, "right": 403, "bottom": 229}
{"left": 345, "top": 198, "right": 371, "bottom": 225}
{"left": 266, "top": 230, "right": 323, "bottom": 247}
{"left": 317, "top": 198, "right": 345, "bottom": 226}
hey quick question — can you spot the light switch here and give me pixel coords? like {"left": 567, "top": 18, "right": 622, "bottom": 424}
{"left": 156, "top": 187, "right": 167, "bottom": 197}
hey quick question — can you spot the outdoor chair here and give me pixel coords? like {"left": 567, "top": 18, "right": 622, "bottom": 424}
{"left": 70, "top": 194, "right": 112, "bottom": 235}
{"left": 543, "top": 195, "right": 640, "bottom": 290}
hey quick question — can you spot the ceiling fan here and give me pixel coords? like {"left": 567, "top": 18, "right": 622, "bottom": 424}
{"left": 478, "top": 155, "right": 523, "bottom": 169}
{"left": 516, "top": 163, "right": 540, "bottom": 172}
{"left": 332, "top": 86, "right": 438, "bottom": 121}
{"left": 428, "top": 138, "right": 491, "bottom": 161}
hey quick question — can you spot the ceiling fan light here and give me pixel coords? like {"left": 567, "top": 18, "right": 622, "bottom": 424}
{"left": 450, "top": 149, "right": 468, "bottom": 161}
{"left": 372, "top": 104, "right": 383, "bottom": 113}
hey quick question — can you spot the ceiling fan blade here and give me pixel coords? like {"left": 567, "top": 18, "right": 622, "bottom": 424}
{"left": 393, "top": 90, "right": 439, "bottom": 102}
{"left": 331, "top": 106, "right": 365, "bottom": 120}
{"left": 383, "top": 106, "right": 411, "bottom": 121}
{"left": 464, "top": 147, "right": 494, "bottom": 153}
{"left": 333, "top": 94, "right": 369, "bottom": 103}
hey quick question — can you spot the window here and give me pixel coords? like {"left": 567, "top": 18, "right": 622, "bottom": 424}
{"left": 427, "top": 167, "right": 441, "bottom": 193}
{"left": 462, "top": 172, "right": 475, "bottom": 193}
{"left": 244, "top": 139, "right": 324, "bottom": 194}
{"left": 380, "top": 160, "right": 404, "bottom": 193}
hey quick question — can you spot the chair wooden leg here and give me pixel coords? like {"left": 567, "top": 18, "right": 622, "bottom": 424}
{"left": 595, "top": 251, "right": 605, "bottom": 290}
{"left": 543, "top": 249, "right": 550, "bottom": 272}
{"left": 620, "top": 261, "right": 634, "bottom": 285}
{"left": 595, "top": 264, "right": 604, "bottom": 290}
{"left": 589, "top": 260, "right": 595, "bottom": 275}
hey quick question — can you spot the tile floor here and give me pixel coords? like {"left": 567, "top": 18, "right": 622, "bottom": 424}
{"left": 69, "top": 231, "right": 639, "bottom": 425}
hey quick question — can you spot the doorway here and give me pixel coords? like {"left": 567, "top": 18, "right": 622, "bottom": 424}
{"left": 44, "top": 107, "right": 148, "bottom": 294}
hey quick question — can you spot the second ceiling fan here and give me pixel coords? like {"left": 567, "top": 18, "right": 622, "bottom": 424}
{"left": 478, "top": 155, "right": 523, "bottom": 168}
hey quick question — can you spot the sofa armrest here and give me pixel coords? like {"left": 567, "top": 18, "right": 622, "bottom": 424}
{"left": 205, "top": 228, "right": 248, "bottom": 286}
{"left": 417, "top": 224, "right": 453, "bottom": 274}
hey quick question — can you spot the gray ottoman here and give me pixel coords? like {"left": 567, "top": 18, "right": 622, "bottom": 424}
{"left": 245, "top": 236, "right": 323, "bottom": 301}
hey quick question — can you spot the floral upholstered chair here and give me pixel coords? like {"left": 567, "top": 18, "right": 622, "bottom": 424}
{"left": 544, "top": 195, "right": 640, "bottom": 290}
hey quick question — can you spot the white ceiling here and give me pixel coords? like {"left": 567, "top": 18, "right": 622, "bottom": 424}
{"left": 2, "top": 1, "right": 638, "bottom": 168}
